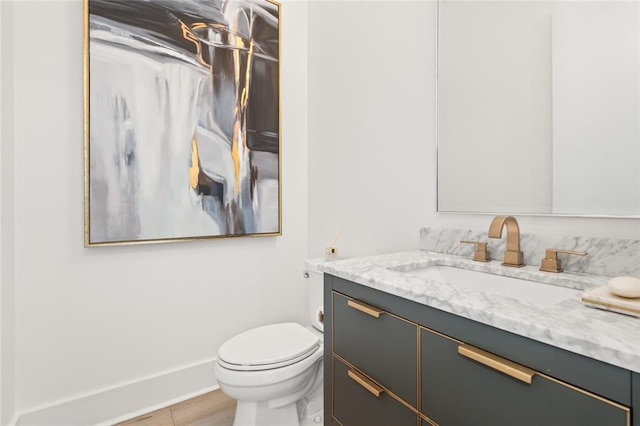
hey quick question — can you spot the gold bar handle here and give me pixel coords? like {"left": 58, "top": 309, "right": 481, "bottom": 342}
{"left": 458, "top": 344, "right": 535, "bottom": 384}
{"left": 347, "top": 299, "right": 384, "bottom": 318}
{"left": 347, "top": 369, "right": 385, "bottom": 397}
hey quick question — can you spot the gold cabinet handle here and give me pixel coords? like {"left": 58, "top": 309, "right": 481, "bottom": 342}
{"left": 347, "top": 299, "right": 384, "bottom": 318}
{"left": 348, "top": 369, "right": 385, "bottom": 397}
{"left": 539, "top": 248, "right": 588, "bottom": 273}
{"left": 458, "top": 344, "right": 535, "bottom": 384}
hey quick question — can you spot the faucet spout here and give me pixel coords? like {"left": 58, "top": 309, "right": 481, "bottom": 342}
{"left": 488, "top": 216, "right": 525, "bottom": 267}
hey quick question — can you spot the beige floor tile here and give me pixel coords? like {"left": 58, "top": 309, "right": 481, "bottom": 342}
{"left": 116, "top": 407, "right": 174, "bottom": 426}
{"left": 171, "top": 391, "right": 236, "bottom": 426}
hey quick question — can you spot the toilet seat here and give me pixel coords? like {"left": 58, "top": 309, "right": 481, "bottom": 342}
{"left": 218, "top": 323, "right": 321, "bottom": 372}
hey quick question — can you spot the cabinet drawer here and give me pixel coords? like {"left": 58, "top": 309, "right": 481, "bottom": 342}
{"left": 333, "top": 356, "right": 418, "bottom": 426}
{"left": 421, "top": 328, "right": 630, "bottom": 426}
{"left": 333, "top": 292, "right": 418, "bottom": 406}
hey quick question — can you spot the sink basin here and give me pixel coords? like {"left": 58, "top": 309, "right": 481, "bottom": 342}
{"left": 405, "top": 265, "right": 580, "bottom": 306}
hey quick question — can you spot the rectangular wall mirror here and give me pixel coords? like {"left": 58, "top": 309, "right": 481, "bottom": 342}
{"left": 437, "top": 0, "right": 640, "bottom": 217}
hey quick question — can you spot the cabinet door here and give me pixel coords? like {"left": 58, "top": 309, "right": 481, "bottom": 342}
{"left": 333, "top": 356, "right": 418, "bottom": 426}
{"left": 333, "top": 292, "right": 418, "bottom": 406}
{"left": 421, "top": 328, "right": 630, "bottom": 426}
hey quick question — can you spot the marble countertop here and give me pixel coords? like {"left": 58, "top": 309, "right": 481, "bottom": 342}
{"left": 312, "top": 250, "right": 640, "bottom": 374}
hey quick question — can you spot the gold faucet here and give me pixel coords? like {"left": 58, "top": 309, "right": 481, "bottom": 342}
{"left": 488, "top": 216, "right": 525, "bottom": 267}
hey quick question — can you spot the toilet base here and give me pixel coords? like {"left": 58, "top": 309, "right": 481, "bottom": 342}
{"left": 233, "top": 400, "right": 299, "bottom": 426}
{"left": 297, "top": 378, "right": 324, "bottom": 425}
{"left": 299, "top": 411, "right": 324, "bottom": 426}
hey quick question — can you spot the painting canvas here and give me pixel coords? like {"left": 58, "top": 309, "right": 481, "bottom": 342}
{"left": 85, "top": 0, "right": 281, "bottom": 246}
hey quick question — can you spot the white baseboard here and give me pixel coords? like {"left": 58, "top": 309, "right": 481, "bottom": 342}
{"left": 15, "top": 358, "right": 219, "bottom": 426}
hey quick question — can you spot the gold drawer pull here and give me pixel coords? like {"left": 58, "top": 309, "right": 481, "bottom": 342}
{"left": 347, "top": 299, "right": 384, "bottom": 318}
{"left": 458, "top": 344, "right": 536, "bottom": 385}
{"left": 347, "top": 369, "right": 385, "bottom": 397}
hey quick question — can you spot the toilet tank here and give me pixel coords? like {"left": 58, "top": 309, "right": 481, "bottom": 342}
{"left": 304, "top": 259, "right": 325, "bottom": 332}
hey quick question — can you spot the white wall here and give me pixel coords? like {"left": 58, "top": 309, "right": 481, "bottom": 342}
{"left": 307, "top": 0, "right": 640, "bottom": 262}
{"left": 2, "top": 0, "right": 308, "bottom": 422}
{"left": 2, "top": 0, "right": 640, "bottom": 424}
{"left": 308, "top": 0, "right": 434, "bottom": 258}
{"left": 1, "top": 1, "right": 4, "bottom": 420}
{"left": 0, "top": 1, "right": 17, "bottom": 424}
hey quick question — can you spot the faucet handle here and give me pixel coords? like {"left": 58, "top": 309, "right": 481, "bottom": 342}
{"left": 539, "top": 248, "right": 587, "bottom": 273}
{"left": 460, "top": 240, "right": 491, "bottom": 262}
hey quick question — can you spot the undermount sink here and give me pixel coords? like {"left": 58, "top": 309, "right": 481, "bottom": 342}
{"left": 405, "top": 265, "right": 580, "bottom": 306}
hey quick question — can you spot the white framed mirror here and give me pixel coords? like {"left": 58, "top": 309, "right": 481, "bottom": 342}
{"left": 437, "top": 0, "right": 640, "bottom": 217}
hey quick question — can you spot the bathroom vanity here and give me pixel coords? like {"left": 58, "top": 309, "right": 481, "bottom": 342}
{"left": 320, "top": 250, "right": 640, "bottom": 426}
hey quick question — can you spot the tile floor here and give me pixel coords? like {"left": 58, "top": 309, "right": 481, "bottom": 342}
{"left": 117, "top": 390, "right": 236, "bottom": 426}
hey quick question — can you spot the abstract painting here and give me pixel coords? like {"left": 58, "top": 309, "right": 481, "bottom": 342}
{"left": 84, "top": 0, "right": 281, "bottom": 246}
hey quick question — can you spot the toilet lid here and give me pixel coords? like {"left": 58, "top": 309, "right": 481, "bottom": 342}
{"left": 218, "top": 323, "right": 320, "bottom": 371}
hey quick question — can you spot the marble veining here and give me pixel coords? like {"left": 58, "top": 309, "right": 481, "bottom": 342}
{"left": 313, "top": 250, "right": 640, "bottom": 374}
{"left": 420, "top": 227, "right": 640, "bottom": 277}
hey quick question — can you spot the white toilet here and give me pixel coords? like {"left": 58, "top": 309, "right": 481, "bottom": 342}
{"left": 214, "top": 263, "right": 324, "bottom": 426}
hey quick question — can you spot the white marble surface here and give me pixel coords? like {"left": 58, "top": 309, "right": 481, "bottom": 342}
{"left": 420, "top": 227, "right": 640, "bottom": 277}
{"left": 313, "top": 250, "right": 640, "bottom": 374}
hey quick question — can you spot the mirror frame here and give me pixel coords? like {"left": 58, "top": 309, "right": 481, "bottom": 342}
{"left": 435, "top": 0, "right": 640, "bottom": 219}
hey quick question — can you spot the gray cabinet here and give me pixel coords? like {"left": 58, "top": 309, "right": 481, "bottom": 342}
{"left": 332, "top": 357, "right": 418, "bottom": 426}
{"left": 333, "top": 292, "right": 418, "bottom": 406}
{"left": 331, "top": 292, "right": 419, "bottom": 425}
{"left": 325, "top": 274, "right": 637, "bottom": 426}
{"left": 421, "top": 328, "right": 630, "bottom": 426}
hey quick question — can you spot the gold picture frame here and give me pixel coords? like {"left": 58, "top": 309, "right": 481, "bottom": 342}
{"left": 84, "top": 0, "right": 282, "bottom": 247}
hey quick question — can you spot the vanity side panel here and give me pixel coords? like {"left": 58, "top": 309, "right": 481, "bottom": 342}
{"left": 330, "top": 275, "right": 631, "bottom": 406}
{"left": 633, "top": 372, "right": 639, "bottom": 426}
{"left": 324, "top": 273, "right": 336, "bottom": 425}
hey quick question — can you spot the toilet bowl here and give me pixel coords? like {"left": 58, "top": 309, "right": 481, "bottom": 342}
{"left": 215, "top": 263, "right": 325, "bottom": 426}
